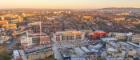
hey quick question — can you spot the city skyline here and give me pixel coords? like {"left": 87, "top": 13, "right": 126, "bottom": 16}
{"left": 0, "top": 0, "right": 140, "bottom": 9}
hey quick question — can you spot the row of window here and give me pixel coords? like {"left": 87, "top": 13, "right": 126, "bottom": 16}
{"left": 56, "top": 35, "right": 82, "bottom": 41}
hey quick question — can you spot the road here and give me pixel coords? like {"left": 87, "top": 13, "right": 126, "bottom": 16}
{"left": 7, "top": 38, "right": 17, "bottom": 51}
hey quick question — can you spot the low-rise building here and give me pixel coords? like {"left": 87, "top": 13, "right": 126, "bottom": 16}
{"left": 53, "top": 31, "right": 85, "bottom": 48}
{"left": 132, "top": 34, "right": 140, "bottom": 44}
{"left": 114, "top": 16, "right": 125, "bottom": 21}
{"left": 54, "top": 31, "right": 85, "bottom": 41}
{"left": 109, "top": 32, "right": 128, "bottom": 41}
{"left": 113, "top": 16, "right": 126, "bottom": 23}
{"left": 19, "top": 31, "right": 50, "bottom": 48}
{"left": 12, "top": 50, "right": 27, "bottom": 60}
{"left": 116, "top": 12, "right": 130, "bottom": 16}
{"left": 81, "top": 16, "right": 93, "bottom": 22}
{"left": 28, "top": 51, "right": 53, "bottom": 60}
{"left": 2, "top": 24, "right": 17, "bottom": 30}
{"left": 20, "top": 35, "right": 33, "bottom": 48}
{"left": 88, "top": 31, "right": 107, "bottom": 40}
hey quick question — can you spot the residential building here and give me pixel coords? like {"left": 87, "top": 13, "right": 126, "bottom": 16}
{"left": 88, "top": 31, "right": 107, "bottom": 40}
{"left": 82, "top": 16, "right": 93, "bottom": 22}
{"left": 19, "top": 31, "right": 50, "bottom": 48}
{"left": 110, "top": 32, "right": 128, "bottom": 41}
{"left": 132, "top": 34, "right": 140, "bottom": 44}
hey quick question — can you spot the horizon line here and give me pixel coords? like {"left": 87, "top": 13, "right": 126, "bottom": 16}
{"left": 0, "top": 7, "right": 140, "bottom": 10}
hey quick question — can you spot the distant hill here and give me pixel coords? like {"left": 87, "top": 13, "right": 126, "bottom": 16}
{"left": 98, "top": 8, "right": 140, "bottom": 13}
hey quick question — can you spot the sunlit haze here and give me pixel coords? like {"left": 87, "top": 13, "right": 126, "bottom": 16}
{"left": 0, "top": 0, "right": 140, "bottom": 9}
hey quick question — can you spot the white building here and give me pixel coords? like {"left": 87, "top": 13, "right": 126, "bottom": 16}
{"left": 53, "top": 31, "right": 85, "bottom": 41}
{"left": 110, "top": 32, "right": 128, "bottom": 41}
{"left": 53, "top": 31, "right": 85, "bottom": 48}
{"left": 13, "top": 50, "right": 27, "bottom": 60}
{"left": 20, "top": 31, "right": 50, "bottom": 48}
{"left": 20, "top": 35, "right": 33, "bottom": 48}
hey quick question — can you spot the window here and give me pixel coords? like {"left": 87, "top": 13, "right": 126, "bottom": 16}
{"left": 32, "top": 37, "right": 40, "bottom": 44}
{"left": 76, "top": 35, "right": 81, "bottom": 40}
{"left": 68, "top": 36, "right": 74, "bottom": 40}
{"left": 62, "top": 36, "right": 66, "bottom": 40}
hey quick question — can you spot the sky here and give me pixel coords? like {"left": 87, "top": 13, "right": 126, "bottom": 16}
{"left": 0, "top": 0, "right": 140, "bottom": 9}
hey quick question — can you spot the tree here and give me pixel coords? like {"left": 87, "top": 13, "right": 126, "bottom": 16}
{"left": 0, "top": 46, "right": 11, "bottom": 60}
